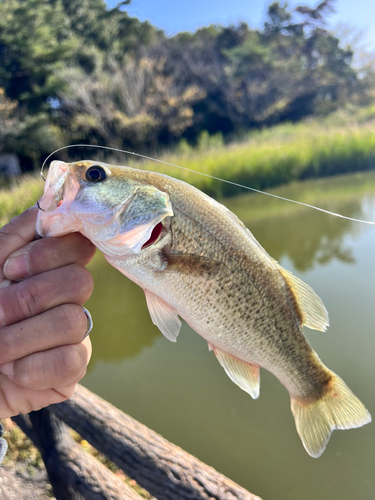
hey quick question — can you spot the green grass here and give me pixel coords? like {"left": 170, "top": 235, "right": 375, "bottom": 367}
{"left": 2, "top": 106, "right": 375, "bottom": 225}
{"left": 132, "top": 115, "right": 375, "bottom": 197}
{"left": 0, "top": 175, "right": 42, "bottom": 227}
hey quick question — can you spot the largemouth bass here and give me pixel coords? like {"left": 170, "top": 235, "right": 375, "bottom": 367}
{"left": 36, "top": 160, "right": 371, "bottom": 457}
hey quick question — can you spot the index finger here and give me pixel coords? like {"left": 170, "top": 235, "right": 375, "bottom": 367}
{"left": 0, "top": 207, "right": 38, "bottom": 284}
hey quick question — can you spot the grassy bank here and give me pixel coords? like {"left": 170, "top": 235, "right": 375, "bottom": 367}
{"left": 0, "top": 176, "right": 42, "bottom": 227}
{"left": 2, "top": 106, "right": 375, "bottom": 223}
{"left": 134, "top": 107, "right": 375, "bottom": 197}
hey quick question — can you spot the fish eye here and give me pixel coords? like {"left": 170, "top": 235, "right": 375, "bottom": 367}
{"left": 85, "top": 165, "right": 107, "bottom": 182}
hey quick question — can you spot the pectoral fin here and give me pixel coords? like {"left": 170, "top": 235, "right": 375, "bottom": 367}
{"left": 144, "top": 290, "right": 181, "bottom": 342}
{"left": 279, "top": 267, "right": 329, "bottom": 332}
{"left": 209, "top": 345, "right": 260, "bottom": 399}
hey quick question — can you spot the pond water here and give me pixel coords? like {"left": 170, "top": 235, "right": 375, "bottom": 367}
{"left": 83, "top": 171, "right": 375, "bottom": 500}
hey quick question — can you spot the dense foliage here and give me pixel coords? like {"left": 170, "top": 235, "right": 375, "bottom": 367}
{"left": 0, "top": 0, "right": 373, "bottom": 169}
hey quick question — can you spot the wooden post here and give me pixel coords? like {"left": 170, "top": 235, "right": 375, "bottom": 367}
{"left": 13, "top": 410, "right": 144, "bottom": 500}
{"left": 52, "top": 384, "right": 262, "bottom": 500}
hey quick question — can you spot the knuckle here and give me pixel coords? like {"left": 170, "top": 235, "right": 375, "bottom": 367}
{"left": 56, "top": 384, "right": 76, "bottom": 400}
{"left": 55, "top": 304, "right": 87, "bottom": 343}
{"left": 16, "top": 365, "right": 34, "bottom": 388}
{"left": 79, "top": 267, "right": 94, "bottom": 295}
{"left": 74, "top": 235, "right": 96, "bottom": 263}
{"left": 0, "top": 384, "right": 16, "bottom": 417}
{"left": 0, "top": 218, "right": 19, "bottom": 236}
{"left": 0, "top": 225, "right": 13, "bottom": 239}
{"left": 0, "top": 216, "right": 28, "bottom": 245}
{"left": 14, "top": 282, "right": 39, "bottom": 319}
{"left": 56, "top": 345, "right": 87, "bottom": 383}
{"left": 22, "top": 396, "right": 35, "bottom": 415}
{"left": 0, "top": 328, "right": 20, "bottom": 362}
{"left": 66, "top": 264, "right": 94, "bottom": 301}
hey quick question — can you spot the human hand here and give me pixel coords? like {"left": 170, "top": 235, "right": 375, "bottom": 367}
{"left": 0, "top": 206, "right": 96, "bottom": 418}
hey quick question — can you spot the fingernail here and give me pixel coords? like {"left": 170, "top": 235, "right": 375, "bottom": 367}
{"left": 0, "top": 362, "right": 14, "bottom": 378}
{"left": 4, "top": 250, "right": 29, "bottom": 280}
{"left": 0, "top": 279, "right": 12, "bottom": 289}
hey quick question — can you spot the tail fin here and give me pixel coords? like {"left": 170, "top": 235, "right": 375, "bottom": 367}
{"left": 291, "top": 372, "right": 371, "bottom": 458}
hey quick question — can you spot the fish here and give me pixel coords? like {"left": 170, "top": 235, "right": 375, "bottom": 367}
{"left": 36, "top": 159, "right": 371, "bottom": 458}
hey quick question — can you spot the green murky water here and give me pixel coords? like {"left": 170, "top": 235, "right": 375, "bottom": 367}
{"left": 83, "top": 171, "right": 375, "bottom": 500}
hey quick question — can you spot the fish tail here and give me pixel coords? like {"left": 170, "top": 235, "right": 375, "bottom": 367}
{"left": 290, "top": 372, "right": 371, "bottom": 458}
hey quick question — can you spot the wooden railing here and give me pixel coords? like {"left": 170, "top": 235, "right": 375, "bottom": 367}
{"left": 13, "top": 384, "right": 262, "bottom": 500}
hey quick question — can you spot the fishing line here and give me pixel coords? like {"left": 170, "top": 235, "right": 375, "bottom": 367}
{"left": 41, "top": 144, "right": 375, "bottom": 226}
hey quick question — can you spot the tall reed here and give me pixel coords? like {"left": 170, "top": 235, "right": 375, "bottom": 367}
{"left": 2, "top": 110, "right": 375, "bottom": 223}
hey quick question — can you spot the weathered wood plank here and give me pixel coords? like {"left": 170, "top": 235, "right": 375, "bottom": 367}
{"left": 13, "top": 410, "right": 144, "bottom": 500}
{"left": 52, "top": 384, "right": 262, "bottom": 500}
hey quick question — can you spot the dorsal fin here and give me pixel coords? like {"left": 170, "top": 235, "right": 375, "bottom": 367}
{"left": 279, "top": 267, "right": 329, "bottom": 332}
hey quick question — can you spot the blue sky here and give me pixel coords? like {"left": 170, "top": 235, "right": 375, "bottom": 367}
{"left": 108, "top": 0, "right": 375, "bottom": 51}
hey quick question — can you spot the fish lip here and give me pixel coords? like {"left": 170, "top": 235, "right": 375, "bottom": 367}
{"left": 36, "top": 211, "right": 74, "bottom": 237}
{"left": 38, "top": 160, "right": 69, "bottom": 212}
{"left": 36, "top": 160, "right": 81, "bottom": 237}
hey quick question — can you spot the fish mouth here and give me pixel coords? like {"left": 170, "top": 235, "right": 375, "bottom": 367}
{"left": 36, "top": 160, "right": 81, "bottom": 237}
{"left": 38, "top": 161, "right": 69, "bottom": 212}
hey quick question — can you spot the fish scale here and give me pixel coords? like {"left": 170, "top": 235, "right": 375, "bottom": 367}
{"left": 165, "top": 209, "right": 303, "bottom": 366}
{"left": 36, "top": 159, "right": 371, "bottom": 458}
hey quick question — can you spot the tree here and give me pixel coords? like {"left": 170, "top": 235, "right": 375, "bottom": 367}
{"left": 0, "top": 0, "right": 78, "bottom": 112}
{"left": 0, "top": 0, "right": 162, "bottom": 166}
{"left": 0, "top": 0, "right": 368, "bottom": 169}
{"left": 57, "top": 56, "right": 204, "bottom": 149}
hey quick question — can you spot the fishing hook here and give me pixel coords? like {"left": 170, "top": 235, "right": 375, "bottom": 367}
{"left": 36, "top": 200, "right": 45, "bottom": 211}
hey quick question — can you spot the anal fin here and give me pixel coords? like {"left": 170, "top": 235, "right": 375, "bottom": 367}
{"left": 209, "top": 345, "right": 260, "bottom": 399}
{"left": 144, "top": 290, "right": 181, "bottom": 342}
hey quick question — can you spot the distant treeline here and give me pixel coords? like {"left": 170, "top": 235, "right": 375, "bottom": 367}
{"left": 0, "top": 0, "right": 373, "bottom": 170}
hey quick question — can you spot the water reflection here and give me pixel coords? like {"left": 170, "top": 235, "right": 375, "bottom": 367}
{"left": 86, "top": 253, "right": 159, "bottom": 368}
{"left": 245, "top": 202, "right": 356, "bottom": 271}
{"left": 226, "top": 173, "right": 375, "bottom": 271}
